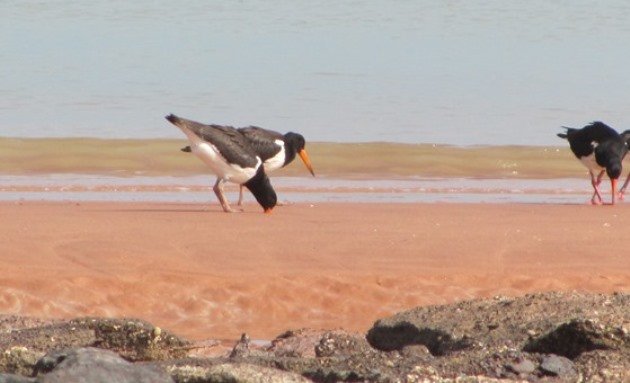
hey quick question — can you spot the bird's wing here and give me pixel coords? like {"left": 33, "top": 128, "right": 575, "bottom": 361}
{"left": 583, "top": 121, "right": 620, "bottom": 143}
{"left": 560, "top": 122, "right": 621, "bottom": 158}
{"left": 238, "top": 126, "right": 283, "bottom": 161}
{"left": 195, "top": 125, "right": 261, "bottom": 168}
{"left": 166, "top": 115, "right": 260, "bottom": 168}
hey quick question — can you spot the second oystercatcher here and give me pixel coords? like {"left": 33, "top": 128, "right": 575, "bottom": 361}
{"left": 558, "top": 121, "right": 628, "bottom": 205}
{"left": 616, "top": 129, "right": 630, "bottom": 198}
{"left": 183, "top": 125, "right": 315, "bottom": 205}
{"left": 166, "top": 114, "right": 277, "bottom": 213}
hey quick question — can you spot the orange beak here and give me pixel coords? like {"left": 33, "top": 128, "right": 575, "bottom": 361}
{"left": 611, "top": 178, "right": 618, "bottom": 205}
{"left": 298, "top": 149, "right": 315, "bottom": 176}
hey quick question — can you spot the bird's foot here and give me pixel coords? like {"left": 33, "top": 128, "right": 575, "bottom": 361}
{"left": 590, "top": 198, "right": 603, "bottom": 206}
{"left": 220, "top": 204, "right": 243, "bottom": 213}
{"left": 618, "top": 190, "right": 626, "bottom": 200}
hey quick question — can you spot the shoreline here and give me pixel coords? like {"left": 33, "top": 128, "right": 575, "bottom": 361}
{"left": 1, "top": 201, "right": 628, "bottom": 341}
{"left": 0, "top": 137, "right": 583, "bottom": 178}
{"left": 0, "top": 174, "right": 614, "bottom": 205}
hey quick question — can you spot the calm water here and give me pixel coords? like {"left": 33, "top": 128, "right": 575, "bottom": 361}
{"left": 0, "top": 174, "right": 602, "bottom": 204}
{"left": 3, "top": 1, "right": 630, "bottom": 145}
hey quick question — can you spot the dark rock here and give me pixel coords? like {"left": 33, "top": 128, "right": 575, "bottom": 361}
{"left": 366, "top": 291, "right": 629, "bottom": 358}
{"left": 87, "top": 318, "right": 190, "bottom": 361}
{"left": 266, "top": 329, "right": 368, "bottom": 359}
{"left": 314, "top": 331, "right": 372, "bottom": 358}
{"left": 34, "top": 347, "right": 173, "bottom": 383}
{"left": 524, "top": 319, "right": 627, "bottom": 359}
{"left": 0, "top": 373, "right": 35, "bottom": 383}
{"left": 400, "top": 344, "right": 432, "bottom": 358}
{"left": 506, "top": 358, "right": 536, "bottom": 375}
{"left": 168, "top": 362, "right": 310, "bottom": 383}
{"left": 1, "top": 292, "right": 629, "bottom": 382}
{"left": 575, "top": 349, "right": 630, "bottom": 381}
{"left": 0, "top": 347, "right": 41, "bottom": 376}
{"left": 229, "top": 334, "right": 250, "bottom": 358}
{"left": 0, "top": 317, "right": 190, "bottom": 363}
{"left": 366, "top": 322, "right": 471, "bottom": 355}
{"left": 0, "top": 316, "right": 60, "bottom": 334}
{"left": 267, "top": 329, "right": 322, "bottom": 358}
{"left": 539, "top": 354, "right": 576, "bottom": 378}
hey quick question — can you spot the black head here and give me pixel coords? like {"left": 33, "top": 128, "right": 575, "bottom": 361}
{"left": 281, "top": 132, "right": 315, "bottom": 176}
{"left": 607, "top": 162, "right": 623, "bottom": 180}
{"left": 596, "top": 139, "right": 628, "bottom": 179}
{"left": 281, "top": 132, "right": 306, "bottom": 163}
{"left": 243, "top": 166, "right": 277, "bottom": 212}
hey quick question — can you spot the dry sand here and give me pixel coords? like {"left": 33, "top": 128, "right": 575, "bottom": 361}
{"left": 0, "top": 201, "right": 628, "bottom": 342}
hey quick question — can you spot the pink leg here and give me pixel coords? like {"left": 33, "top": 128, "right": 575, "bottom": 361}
{"left": 619, "top": 173, "right": 630, "bottom": 200}
{"left": 590, "top": 170, "right": 604, "bottom": 205}
{"left": 237, "top": 185, "right": 244, "bottom": 206}
{"left": 213, "top": 178, "right": 241, "bottom": 213}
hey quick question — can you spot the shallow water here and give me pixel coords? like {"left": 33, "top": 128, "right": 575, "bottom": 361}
{"left": 0, "top": 174, "right": 609, "bottom": 205}
{"left": 3, "top": 1, "right": 630, "bottom": 145}
{"left": 2, "top": 137, "right": 626, "bottom": 204}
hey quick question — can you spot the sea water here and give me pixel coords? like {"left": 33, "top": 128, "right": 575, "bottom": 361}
{"left": 3, "top": 1, "right": 630, "bottom": 145}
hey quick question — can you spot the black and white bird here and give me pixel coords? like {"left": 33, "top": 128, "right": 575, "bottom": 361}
{"left": 617, "top": 129, "right": 630, "bottom": 198}
{"left": 166, "top": 114, "right": 277, "bottom": 213}
{"left": 558, "top": 121, "right": 628, "bottom": 205}
{"left": 183, "top": 125, "right": 315, "bottom": 205}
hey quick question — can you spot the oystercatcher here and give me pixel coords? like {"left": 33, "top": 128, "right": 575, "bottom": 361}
{"left": 617, "top": 130, "right": 630, "bottom": 198}
{"left": 183, "top": 125, "right": 315, "bottom": 205}
{"left": 166, "top": 114, "right": 276, "bottom": 213}
{"left": 558, "top": 121, "right": 628, "bottom": 205}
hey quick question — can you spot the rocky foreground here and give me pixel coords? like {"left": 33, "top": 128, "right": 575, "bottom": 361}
{"left": 0, "top": 291, "right": 628, "bottom": 383}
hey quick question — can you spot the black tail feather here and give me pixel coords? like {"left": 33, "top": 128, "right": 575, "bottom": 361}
{"left": 557, "top": 126, "right": 575, "bottom": 140}
{"left": 165, "top": 114, "right": 180, "bottom": 125}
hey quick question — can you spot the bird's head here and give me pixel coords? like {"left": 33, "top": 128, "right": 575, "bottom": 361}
{"left": 243, "top": 166, "right": 277, "bottom": 213}
{"left": 606, "top": 162, "right": 622, "bottom": 205}
{"left": 597, "top": 139, "right": 627, "bottom": 180}
{"left": 606, "top": 162, "right": 623, "bottom": 180}
{"left": 283, "top": 132, "right": 315, "bottom": 176}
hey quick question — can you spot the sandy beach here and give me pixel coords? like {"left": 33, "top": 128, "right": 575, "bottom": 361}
{"left": 0, "top": 200, "right": 628, "bottom": 342}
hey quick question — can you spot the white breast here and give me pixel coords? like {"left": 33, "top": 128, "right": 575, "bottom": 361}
{"left": 579, "top": 153, "right": 603, "bottom": 173}
{"left": 263, "top": 139, "right": 286, "bottom": 172}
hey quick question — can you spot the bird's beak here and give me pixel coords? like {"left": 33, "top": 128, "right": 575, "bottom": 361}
{"left": 264, "top": 208, "right": 273, "bottom": 214}
{"left": 298, "top": 149, "right": 315, "bottom": 176}
{"left": 611, "top": 178, "right": 618, "bottom": 205}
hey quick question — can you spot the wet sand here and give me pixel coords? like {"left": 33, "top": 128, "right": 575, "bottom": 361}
{"left": 0, "top": 201, "right": 628, "bottom": 342}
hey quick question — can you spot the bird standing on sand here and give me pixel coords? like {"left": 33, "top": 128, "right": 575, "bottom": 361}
{"left": 616, "top": 130, "right": 630, "bottom": 198}
{"left": 166, "top": 114, "right": 277, "bottom": 213}
{"left": 183, "top": 125, "right": 315, "bottom": 205}
{"left": 558, "top": 121, "right": 628, "bottom": 205}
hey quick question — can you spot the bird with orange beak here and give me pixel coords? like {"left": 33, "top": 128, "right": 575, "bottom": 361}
{"left": 558, "top": 121, "right": 627, "bottom": 205}
{"left": 167, "top": 114, "right": 277, "bottom": 213}
{"left": 183, "top": 125, "right": 315, "bottom": 205}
